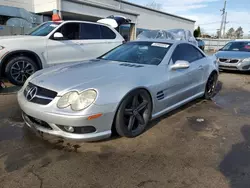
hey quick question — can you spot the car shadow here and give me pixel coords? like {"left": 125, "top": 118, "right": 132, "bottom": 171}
{"left": 219, "top": 125, "right": 250, "bottom": 188}
{"left": 146, "top": 80, "right": 223, "bottom": 134}
{"left": 91, "top": 81, "right": 223, "bottom": 143}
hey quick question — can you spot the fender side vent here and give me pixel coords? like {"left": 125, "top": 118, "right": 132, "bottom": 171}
{"left": 157, "top": 91, "right": 164, "bottom": 100}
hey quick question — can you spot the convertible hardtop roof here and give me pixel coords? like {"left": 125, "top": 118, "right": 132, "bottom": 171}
{"left": 130, "top": 39, "right": 186, "bottom": 45}
{"left": 136, "top": 29, "right": 198, "bottom": 47}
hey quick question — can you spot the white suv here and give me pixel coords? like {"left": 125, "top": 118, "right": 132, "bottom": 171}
{"left": 0, "top": 20, "right": 124, "bottom": 85}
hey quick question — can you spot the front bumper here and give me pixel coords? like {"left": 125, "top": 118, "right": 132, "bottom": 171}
{"left": 219, "top": 61, "right": 250, "bottom": 71}
{"left": 17, "top": 90, "right": 117, "bottom": 141}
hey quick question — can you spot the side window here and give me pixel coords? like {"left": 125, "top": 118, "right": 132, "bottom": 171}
{"left": 80, "top": 23, "right": 101, "bottom": 39}
{"left": 57, "top": 23, "right": 80, "bottom": 40}
{"left": 100, "top": 25, "right": 116, "bottom": 39}
{"left": 172, "top": 44, "right": 204, "bottom": 63}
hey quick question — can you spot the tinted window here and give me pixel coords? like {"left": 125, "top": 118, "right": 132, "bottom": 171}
{"left": 172, "top": 43, "right": 204, "bottom": 63}
{"left": 100, "top": 25, "right": 116, "bottom": 39}
{"left": 80, "top": 23, "right": 101, "bottom": 39}
{"left": 99, "top": 42, "right": 171, "bottom": 65}
{"left": 57, "top": 23, "right": 80, "bottom": 40}
{"left": 221, "top": 42, "right": 250, "bottom": 52}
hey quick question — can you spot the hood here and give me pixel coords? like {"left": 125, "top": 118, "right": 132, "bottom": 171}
{"left": 30, "top": 59, "right": 150, "bottom": 94}
{"left": 0, "top": 35, "right": 45, "bottom": 43}
{"left": 215, "top": 51, "right": 250, "bottom": 59}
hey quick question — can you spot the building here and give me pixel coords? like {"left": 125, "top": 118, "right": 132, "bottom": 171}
{"left": 0, "top": 0, "right": 195, "bottom": 37}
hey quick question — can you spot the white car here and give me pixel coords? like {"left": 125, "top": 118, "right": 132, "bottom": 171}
{"left": 0, "top": 20, "right": 124, "bottom": 85}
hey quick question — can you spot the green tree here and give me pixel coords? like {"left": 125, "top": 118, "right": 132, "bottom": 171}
{"left": 193, "top": 26, "right": 201, "bottom": 38}
{"left": 194, "top": 30, "right": 199, "bottom": 38}
{"left": 197, "top": 26, "right": 201, "bottom": 37}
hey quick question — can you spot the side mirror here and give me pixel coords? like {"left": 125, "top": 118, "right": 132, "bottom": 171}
{"left": 171, "top": 60, "right": 190, "bottom": 70}
{"left": 53, "top": 32, "right": 64, "bottom": 40}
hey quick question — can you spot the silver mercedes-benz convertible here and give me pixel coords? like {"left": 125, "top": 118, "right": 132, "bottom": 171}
{"left": 17, "top": 39, "right": 219, "bottom": 141}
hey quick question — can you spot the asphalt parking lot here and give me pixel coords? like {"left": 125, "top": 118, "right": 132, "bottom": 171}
{"left": 0, "top": 72, "right": 250, "bottom": 188}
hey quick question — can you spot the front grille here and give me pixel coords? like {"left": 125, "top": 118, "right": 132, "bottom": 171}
{"left": 219, "top": 65, "right": 237, "bottom": 70}
{"left": 24, "top": 113, "right": 52, "bottom": 130}
{"left": 219, "top": 58, "right": 227, "bottom": 62}
{"left": 230, "top": 59, "right": 239, "bottom": 63}
{"left": 24, "top": 82, "right": 57, "bottom": 105}
{"left": 219, "top": 58, "right": 239, "bottom": 63}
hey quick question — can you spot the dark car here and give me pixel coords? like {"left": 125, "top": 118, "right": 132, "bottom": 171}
{"left": 197, "top": 39, "right": 205, "bottom": 51}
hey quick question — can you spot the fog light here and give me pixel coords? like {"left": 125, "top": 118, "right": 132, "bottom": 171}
{"left": 64, "top": 126, "right": 74, "bottom": 133}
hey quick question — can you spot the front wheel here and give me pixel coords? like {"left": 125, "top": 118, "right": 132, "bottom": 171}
{"left": 204, "top": 72, "right": 218, "bottom": 99}
{"left": 115, "top": 89, "right": 152, "bottom": 138}
{"left": 5, "top": 56, "right": 38, "bottom": 86}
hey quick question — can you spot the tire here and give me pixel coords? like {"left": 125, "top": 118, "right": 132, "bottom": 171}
{"left": 5, "top": 56, "right": 38, "bottom": 86}
{"left": 203, "top": 72, "right": 218, "bottom": 100}
{"left": 115, "top": 89, "right": 152, "bottom": 138}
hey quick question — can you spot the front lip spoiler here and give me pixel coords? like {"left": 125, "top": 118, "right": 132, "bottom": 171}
{"left": 22, "top": 113, "right": 112, "bottom": 142}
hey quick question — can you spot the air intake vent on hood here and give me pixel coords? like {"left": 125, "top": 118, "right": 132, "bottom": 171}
{"left": 119, "top": 63, "right": 144, "bottom": 68}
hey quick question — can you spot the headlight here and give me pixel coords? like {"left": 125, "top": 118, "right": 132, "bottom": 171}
{"left": 57, "top": 90, "right": 97, "bottom": 111}
{"left": 242, "top": 58, "right": 250, "bottom": 62}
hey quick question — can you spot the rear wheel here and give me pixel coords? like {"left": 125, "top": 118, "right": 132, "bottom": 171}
{"left": 115, "top": 89, "right": 152, "bottom": 138}
{"left": 5, "top": 56, "right": 38, "bottom": 86}
{"left": 204, "top": 72, "right": 218, "bottom": 99}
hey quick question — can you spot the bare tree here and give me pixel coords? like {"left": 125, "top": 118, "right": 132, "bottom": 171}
{"left": 235, "top": 27, "right": 244, "bottom": 39}
{"left": 226, "top": 27, "right": 235, "bottom": 39}
{"left": 146, "top": 1, "right": 162, "bottom": 10}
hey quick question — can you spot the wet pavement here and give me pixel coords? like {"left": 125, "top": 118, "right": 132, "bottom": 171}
{"left": 0, "top": 72, "right": 250, "bottom": 188}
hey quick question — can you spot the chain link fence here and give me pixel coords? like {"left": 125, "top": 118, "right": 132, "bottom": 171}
{"left": 0, "top": 25, "right": 31, "bottom": 36}
{"left": 201, "top": 38, "right": 232, "bottom": 52}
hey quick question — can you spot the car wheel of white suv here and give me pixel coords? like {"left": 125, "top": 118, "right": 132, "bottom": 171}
{"left": 5, "top": 56, "right": 38, "bottom": 86}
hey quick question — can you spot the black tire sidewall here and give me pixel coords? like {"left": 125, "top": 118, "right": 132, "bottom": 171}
{"left": 115, "top": 89, "right": 152, "bottom": 138}
{"left": 5, "top": 56, "right": 38, "bottom": 86}
{"left": 204, "top": 73, "right": 218, "bottom": 100}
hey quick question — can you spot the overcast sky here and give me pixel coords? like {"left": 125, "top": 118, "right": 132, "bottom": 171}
{"left": 128, "top": 0, "right": 250, "bottom": 35}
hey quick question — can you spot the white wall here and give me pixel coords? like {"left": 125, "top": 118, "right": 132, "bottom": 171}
{"left": 62, "top": 1, "right": 137, "bottom": 22}
{"left": 0, "top": 0, "right": 33, "bottom": 11}
{"left": 33, "top": 0, "right": 57, "bottom": 13}
{"left": 67, "top": 0, "right": 195, "bottom": 31}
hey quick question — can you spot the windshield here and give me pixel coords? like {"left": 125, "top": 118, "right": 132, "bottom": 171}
{"left": 221, "top": 41, "right": 250, "bottom": 52}
{"left": 99, "top": 42, "right": 171, "bottom": 65}
{"left": 27, "top": 22, "right": 61, "bottom": 36}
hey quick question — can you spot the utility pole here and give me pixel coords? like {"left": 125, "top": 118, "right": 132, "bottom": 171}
{"left": 219, "top": 0, "right": 227, "bottom": 38}
{"left": 223, "top": 12, "right": 229, "bottom": 38}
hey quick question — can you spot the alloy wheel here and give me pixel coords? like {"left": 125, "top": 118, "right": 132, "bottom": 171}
{"left": 123, "top": 93, "right": 150, "bottom": 133}
{"left": 10, "top": 61, "right": 35, "bottom": 84}
{"left": 206, "top": 74, "right": 217, "bottom": 97}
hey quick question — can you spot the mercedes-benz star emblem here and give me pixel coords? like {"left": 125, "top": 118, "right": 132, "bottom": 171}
{"left": 26, "top": 87, "right": 38, "bottom": 101}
